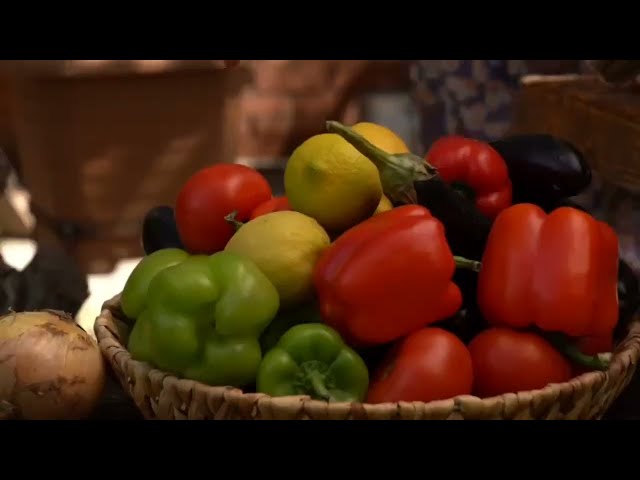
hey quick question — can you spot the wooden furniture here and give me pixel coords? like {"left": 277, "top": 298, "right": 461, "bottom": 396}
{"left": 0, "top": 61, "right": 251, "bottom": 273}
{"left": 511, "top": 74, "right": 640, "bottom": 191}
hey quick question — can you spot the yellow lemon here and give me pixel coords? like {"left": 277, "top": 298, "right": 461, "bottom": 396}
{"left": 224, "top": 211, "right": 330, "bottom": 308}
{"left": 352, "top": 122, "right": 411, "bottom": 154}
{"left": 284, "top": 133, "right": 382, "bottom": 233}
{"left": 374, "top": 194, "right": 394, "bottom": 215}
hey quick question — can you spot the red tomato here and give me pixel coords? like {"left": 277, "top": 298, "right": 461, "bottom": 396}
{"left": 366, "top": 328, "right": 473, "bottom": 404}
{"left": 250, "top": 196, "right": 291, "bottom": 220}
{"left": 468, "top": 328, "right": 572, "bottom": 398}
{"left": 175, "top": 164, "right": 272, "bottom": 254}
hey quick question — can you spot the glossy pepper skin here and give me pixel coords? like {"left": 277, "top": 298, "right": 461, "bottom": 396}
{"left": 122, "top": 249, "right": 280, "bottom": 388}
{"left": 540, "top": 198, "right": 639, "bottom": 340}
{"left": 426, "top": 136, "right": 512, "bottom": 219}
{"left": 477, "top": 204, "right": 619, "bottom": 337}
{"left": 256, "top": 323, "right": 369, "bottom": 402}
{"left": 314, "top": 205, "right": 468, "bottom": 346}
{"left": 121, "top": 248, "right": 189, "bottom": 319}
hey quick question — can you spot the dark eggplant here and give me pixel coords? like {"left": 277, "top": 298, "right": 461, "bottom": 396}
{"left": 326, "top": 121, "right": 493, "bottom": 261}
{"left": 490, "top": 134, "right": 592, "bottom": 209}
{"left": 142, "top": 205, "right": 184, "bottom": 255}
{"left": 414, "top": 178, "right": 492, "bottom": 260}
{"left": 548, "top": 197, "right": 590, "bottom": 213}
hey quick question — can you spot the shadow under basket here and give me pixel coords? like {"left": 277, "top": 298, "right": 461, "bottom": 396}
{"left": 94, "top": 294, "right": 640, "bottom": 420}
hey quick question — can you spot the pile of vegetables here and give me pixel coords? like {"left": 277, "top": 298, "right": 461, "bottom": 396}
{"left": 122, "top": 121, "right": 639, "bottom": 406}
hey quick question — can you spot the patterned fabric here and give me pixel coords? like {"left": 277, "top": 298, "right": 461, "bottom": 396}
{"left": 409, "top": 60, "right": 592, "bottom": 151}
{"left": 411, "top": 60, "right": 529, "bottom": 150}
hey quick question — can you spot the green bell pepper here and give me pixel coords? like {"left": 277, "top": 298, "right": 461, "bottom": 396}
{"left": 123, "top": 249, "right": 280, "bottom": 388}
{"left": 256, "top": 323, "right": 369, "bottom": 402}
{"left": 121, "top": 248, "right": 189, "bottom": 319}
{"left": 259, "top": 302, "right": 323, "bottom": 353}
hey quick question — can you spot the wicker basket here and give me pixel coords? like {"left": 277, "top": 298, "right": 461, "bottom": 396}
{"left": 94, "top": 293, "right": 640, "bottom": 420}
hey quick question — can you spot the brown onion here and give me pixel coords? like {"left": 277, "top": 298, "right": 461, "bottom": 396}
{"left": 0, "top": 310, "right": 106, "bottom": 420}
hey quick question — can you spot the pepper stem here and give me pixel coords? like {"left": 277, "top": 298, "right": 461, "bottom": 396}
{"left": 546, "top": 333, "right": 611, "bottom": 371}
{"left": 325, "top": 120, "right": 437, "bottom": 205}
{"left": 224, "top": 211, "right": 244, "bottom": 232}
{"left": 454, "top": 256, "right": 482, "bottom": 272}
{"left": 307, "top": 370, "right": 332, "bottom": 402}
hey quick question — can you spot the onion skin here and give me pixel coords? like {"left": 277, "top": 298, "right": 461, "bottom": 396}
{"left": 0, "top": 311, "right": 106, "bottom": 420}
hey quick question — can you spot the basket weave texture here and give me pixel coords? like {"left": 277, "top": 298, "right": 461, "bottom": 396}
{"left": 94, "top": 294, "right": 640, "bottom": 420}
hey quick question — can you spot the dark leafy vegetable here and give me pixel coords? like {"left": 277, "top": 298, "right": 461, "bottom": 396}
{"left": 489, "top": 134, "right": 592, "bottom": 210}
{"left": 142, "top": 206, "right": 184, "bottom": 255}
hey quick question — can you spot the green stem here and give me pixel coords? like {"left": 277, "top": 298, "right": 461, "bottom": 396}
{"left": 327, "top": 121, "right": 400, "bottom": 168}
{"left": 307, "top": 370, "right": 331, "bottom": 402}
{"left": 325, "top": 120, "right": 436, "bottom": 205}
{"left": 224, "top": 211, "right": 244, "bottom": 232}
{"left": 454, "top": 256, "right": 482, "bottom": 272}
{"left": 547, "top": 333, "right": 611, "bottom": 371}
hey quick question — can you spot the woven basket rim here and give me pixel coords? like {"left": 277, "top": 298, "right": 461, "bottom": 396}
{"left": 94, "top": 293, "right": 640, "bottom": 418}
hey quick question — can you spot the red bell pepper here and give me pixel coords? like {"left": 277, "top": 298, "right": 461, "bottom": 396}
{"left": 426, "top": 136, "right": 512, "bottom": 219}
{"left": 313, "top": 205, "right": 479, "bottom": 346}
{"left": 477, "top": 204, "right": 619, "bottom": 338}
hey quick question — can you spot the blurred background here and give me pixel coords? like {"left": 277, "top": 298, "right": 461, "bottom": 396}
{"left": 0, "top": 59, "right": 638, "bottom": 334}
